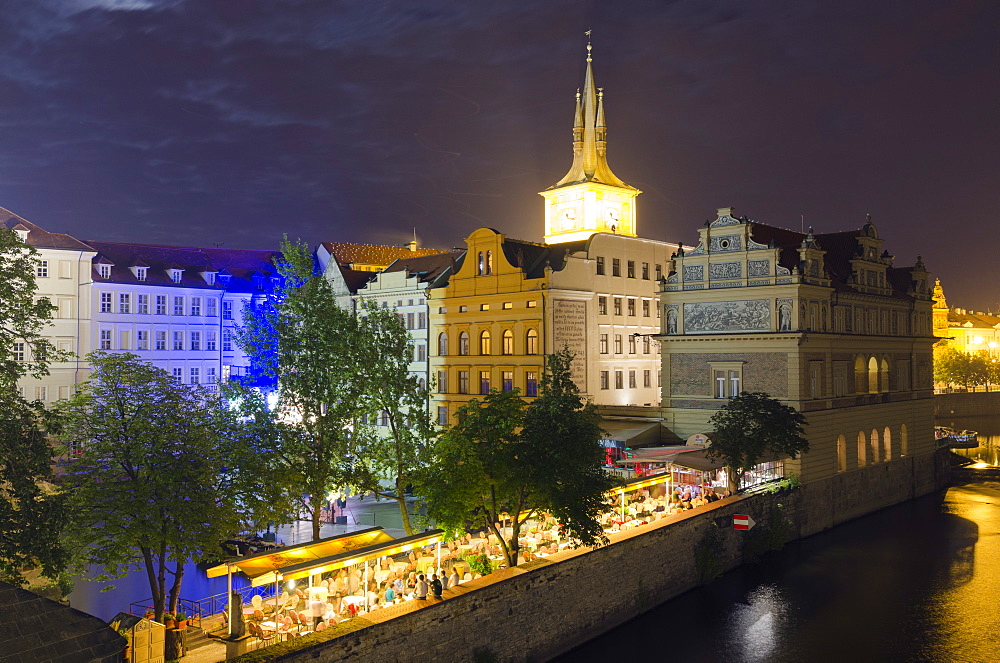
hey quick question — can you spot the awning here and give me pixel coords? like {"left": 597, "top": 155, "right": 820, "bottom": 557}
{"left": 598, "top": 420, "right": 661, "bottom": 448}
{"left": 670, "top": 450, "right": 787, "bottom": 472}
{"left": 616, "top": 446, "right": 703, "bottom": 464}
{"left": 205, "top": 527, "right": 393, "bottom": 581}
{"left": 257, "top": 529, "right": 446, "bottom": 587}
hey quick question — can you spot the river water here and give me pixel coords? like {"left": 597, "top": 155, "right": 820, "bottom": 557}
{"left": 556, "top": 415, "right": 1000, "bottom": 663}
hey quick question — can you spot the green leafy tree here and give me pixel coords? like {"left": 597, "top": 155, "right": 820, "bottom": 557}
{"left": 934, "top": 346, "right": 978, "bottom": 390}
{"left": 707, "top": 392, "right": 808, "bottom": 492}
{"left": 234, "top": 237, "right": 366, "bottom": 541}
{"left": 0, "top": 226, "right": 69, "bottom": 586}
{"left": 425, "top": 350, "right": 617, "bottom": 568}
{"left": 59, "top": 352, "right": 250, "bottom": 620}
{"left": 350, "top": 301, "right": 437, "bottom": 534}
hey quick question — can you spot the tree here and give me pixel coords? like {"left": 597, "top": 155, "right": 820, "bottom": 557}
{"left": 425, "top": 349, "right": 617, "bottom": 568}
{"left": 233, "top": 237, "right": 366, "bottom": 541}
{"left": 59, "top": 352, "right": 249, "bottom": 620}
{"left": 707, "top": 392, "right": 808, "bottom": 492}
{"left": 0, "top": 226, "right": 69, "bottom": 586}
{"left": 350, "top": 301, "right": 437, "bottom": 535}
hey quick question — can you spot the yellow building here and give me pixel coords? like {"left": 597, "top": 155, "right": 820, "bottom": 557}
{"left": 932, "top": 279, "right": 1000, "bottom": 354}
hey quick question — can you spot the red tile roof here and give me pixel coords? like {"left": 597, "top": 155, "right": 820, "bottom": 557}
{"left": 0, "top": 207, "right": 93, "bottom": 251}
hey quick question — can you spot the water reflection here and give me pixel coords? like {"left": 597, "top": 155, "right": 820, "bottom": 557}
{"left": 938, "top": 415, "right": 1000, "bottom": 466}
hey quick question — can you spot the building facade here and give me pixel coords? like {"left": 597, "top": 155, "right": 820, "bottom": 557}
{"left": 657, "top": 208, "right": 937, "bottom": 483}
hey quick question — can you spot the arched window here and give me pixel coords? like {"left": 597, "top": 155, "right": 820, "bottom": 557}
{"left": 438, "top": 332, "right": 448, "bottom": 356}
{"left": 870, "top": 429, "right": 880, "bottom": 463}
{"left": 458, "top": 331, "right": 469, "bottom": 356}
{"left": 526, "top": 329, "right": 538, "bottom": 355}
{"left": 837, "top": 435, "right": 847, "bottom": 472}
{"left": 900, "top": 424, "right": 908, "bottom": 456}
{"left": 868, "top": 357, "right": 879, "bottom": 394}
{"left": 880, "top": 358, "right": 890, "bottom": 393}
{"left": 418, "top": 378, "right": 426, "bottom": 392}
{"left": 857, "top": 432, "right": 867, "bottom": 467}
{"left": 486, "top": 250, "right": 493, "bottom": 275}
{"left": 502, "top": 329, "right": 514, "bottom": 355}
{"left": 477, "top": 252, "right": 484, "bottom": 275}
{"left": 480, "top": 330, "right": 491, "bottom": 356}
{"left": 883, "top": 426, "right": 892, "bottom": 461}
{"left": 854, "top": 356, "right": 867, "bottom": 394}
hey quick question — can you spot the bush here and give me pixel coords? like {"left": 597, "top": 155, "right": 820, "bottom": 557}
{"left": 467, "top": 553, "right": 493, "bottom": 576}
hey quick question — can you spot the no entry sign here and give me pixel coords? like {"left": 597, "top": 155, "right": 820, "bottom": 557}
{"left": 733, "top": 514, "right": 756, "bottom": 530}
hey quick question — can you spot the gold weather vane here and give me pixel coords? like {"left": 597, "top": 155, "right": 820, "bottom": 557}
{"left": 585, "top": 30, "right": 592, "bottom": 61}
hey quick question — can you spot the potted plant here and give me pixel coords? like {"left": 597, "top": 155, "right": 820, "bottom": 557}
{"left": 175, "top": 612, "right": 188, "bottom": 629}
{"left": 163, "top": 612, "right": 176, "bottom": 629}
{"left": 467, "top": 553, "right": 493, "bottom": 576}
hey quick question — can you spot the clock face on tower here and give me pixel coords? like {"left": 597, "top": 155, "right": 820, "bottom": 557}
{"left": 559, "top": 207, "right": 576, "bottom": 232}
{"left": 606, "top": 206, "right": 620, "bottom": 228}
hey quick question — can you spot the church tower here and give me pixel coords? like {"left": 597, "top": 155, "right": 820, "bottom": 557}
{"left": 540, "top": 39, "right": 640, "bottom": 245}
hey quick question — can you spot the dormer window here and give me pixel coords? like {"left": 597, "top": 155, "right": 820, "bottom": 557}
{"left": 218, "top": 273, "right": 231, "bottom": 285}
{"left": 169, "top": 269, "right": 183, "bottom": 284}
{"left": 14, "top": 228, "right": 28, "bottom": 243}
{"left": 204, "top": 272, "right": 217, "bottom": 286}
{"left": 135, "top": 267, "right": 148, "bottom": 282}
{"left": 253, "top": 275, "right": 265, "bottom": 290}
{"left": 98, "top": 264, "right": 112, "bottom": 279}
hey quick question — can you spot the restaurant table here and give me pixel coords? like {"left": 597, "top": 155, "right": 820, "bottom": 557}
{"left": 390, "top": 561, "right": 409, "bottom": 572}
{"left": 341, "top": 595, "right": 366, "bottom": 608}
{"left": 416, "top": 556, "right": 436, "bottom": 573}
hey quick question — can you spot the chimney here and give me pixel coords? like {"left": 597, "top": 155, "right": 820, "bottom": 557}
{"left": 408, "top": 240, "right": 417, "bottom": 252}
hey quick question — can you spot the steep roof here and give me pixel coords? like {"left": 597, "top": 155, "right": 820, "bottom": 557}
{"left": 84, "top": 241, "right": 283, "bottom": 293}
{"left": 0, "top": 207, "right": 93, "bottom": 251}
{"left": 948, "top": 310, "right": 1000, "bottom": 328}
{"left": 0, "top": 580, "right": 124, "bottom": 662}
{"left": 500, "top": 237, "right": 583, "bottom": 279}
{"left": 383, "top": 250, "right": 465, "bottom": 288}
{"left": 320, "top": 242, "right": 451, "bottom": 269}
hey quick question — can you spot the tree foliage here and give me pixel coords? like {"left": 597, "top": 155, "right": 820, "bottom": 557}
{"left": 934, "top": 345, "right": 1000, "bottom": 390}
{"left": 58, "top": 352, "right": 250, "bottom": 620}
{"left": 233, "top": 237, "right": 367, "bottom": 540}
{"left": 424, "top": 349, "right": 616, "bottom": 567}
{"left": 707, "top": 392, "right": 808, "bottom": 491}
{"left": 0, "top": 226, "right": 69, "bottom": 586}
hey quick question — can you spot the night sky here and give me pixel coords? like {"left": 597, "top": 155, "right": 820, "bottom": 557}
{"left": 2, "top": 1, "right": 997, "bottom": 308}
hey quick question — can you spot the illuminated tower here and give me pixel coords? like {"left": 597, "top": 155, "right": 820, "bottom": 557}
{"left": 540, "top": 39, "right": 640, "bottom": 244}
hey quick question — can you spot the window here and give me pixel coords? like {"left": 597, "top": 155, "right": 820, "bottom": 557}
{"left": 407, "top": 313, "right": 415, "bottom": 329}
{"left": 438, "top": 406, "right": 449, "bottom": 426}
{"left": 173, "top": 296, "right": 184, "bottom": 316}
{"left": 627, "top": 260, "right": 635, "bottom": 278}
{"left": 13, "top": 342, "right": 25, "bottom": 361}
{"left": 156, "top": 295, "right": 167, "bottom": 315}
{"left": 190, "top": 331, "right": 201, "bottom": 351}
{"left": 641, "top": 262, "right": 649, "bottom": 279}
{"left": 502, "top": 371, "right": 514, "bottom": 392}
{"left": 599, "top": 334, "right": 608, "bottom": 354}
{"left": 628, "top": 335, "right": 636, "bottom": 354}
{"left": 615, "top": 370, "right": 623, "bottom": 389}
{"left": 136, "top": 267, "right": 148, "bottom": 282}
{"left": 35, "top": 386, "right": 47, "bottom": 402}
{"left": 643, "top": 336, "right": 650, "bottom": 354}
{"left": 642, "top": 300, "right": 650, "bottom": 317}
{"left": 526, "top": 300, "right": 537, "bottom": 308}
{"left": 416, "top": 344, "right": 426, "bottom": 362}
{"left": 502, "top": 302, "right": 512, "bottom": 310}
{"left": 206, "top": 331, "right": 217, "bottom": 351}
{"left": 222, "top": 300, "right": 233, "bottom": 320}
{"left": 599, "top": 297, "right": 607, "bottom": 315}
{"left": 526, "top": 329, "right": 538, "bottom": 355}
{"left": 418, "top": 312, "right": 426, "bottom": 328}
{"left": 459, "top": 305, "right": 468, "bottom": 312}
{"left": 98, "top": 264, "right": 111, "bottom": 279}
{"left": 190, "top": 367, "right": 200, "bottom": 384}
{"left": 170, "top": 270, "right": 182, "bottom": 284}
{"left": 479, "top": 331, "right": 491, "bottom": 355}
{"left": 223, "top": 329, "right": 233, "bottom": 352}
{"left": 100, "top": 292, "right": 112, "bottom": 313}
{"left": 172, "top": 367, "right": 183, "bottom": 380}
{"left": 600, "top": 371, "right": 609, "bottom": 389}
{"left": 100, "top": 329, "right": 112, "bottom": 350}
{"left": 156, "top": 331, "right": 167, "bottom": 351}
{"left": 36, "top": 260, "right": 48, "bottom": 278}
{"left": 207, "top": 298, "right": 217, "bottom": 317}
{"left": 137, "top": 330, "right": 149, "bottom": 350}
{"left": 643, "top": 370, "right": 651, "bottom": 388}
{"left": 614, "top": 334, "right": 622, "bottom": 354}
{"left": 655, "top": 264, "right": 662, "bottom": 281}
{"left": 137, "top": 294, "right": 149, "bottom": 314}
{"left": 119, "top": 293, "right": 131, "bottom": 314}
{"left": 596, "top": 257, "right": 605, "bottom": 275}
{"left": 459, "top": 332, "right": 470, "bottom": 356}
{"left": 614, "top": 298, "right": 622, "bottom": 316}
{"left": 477, "top": 252, "right": 484, "bottom": 275}
{"left": 612, "top": 258, "right": 621, "bottom": 277}
{"left": 526, "top": 372, "right": 538, "bottom": 396}
{"left": 438, "top": 306, "right": 447, "bottom": 314}
{"left": 173, "top": 331, "right": 183, "bottom": 351}
{"left": 438, "top": 370, "right": 448, "bottom": 393}
{"left": 480, "top": 371, "right": 490, "bottom": 394}
{"left": 627, "top": 298, "right": 636, "bottom": 316}
{"left": 207, "top": 367, "right": 217, "bottom": 384}
{"left": 629, "top": 370, "right": 637, "bottom": 388}
{"left": 438, "top": 333, "right": 448, "bottom": 356}
{"left": 810, "top": 362, "right": 822, "bottom": 398}
{"left": 836, "top": 435, "right": 847, "bottom": 472}
{"left": 714, "top": 369, "right": 741, "bottom": 398}
{"left": 502, "top": 330, "right": 514, "bottom": 355}
{"left": 486, "top": 251, "right": 493, "bottom": 274}
{"left": 458, "top": 371, "right": 469, "bottom": 394}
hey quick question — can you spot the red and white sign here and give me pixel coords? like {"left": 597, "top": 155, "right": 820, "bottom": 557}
{"left": 733, "top": 514, "right": 756, "bottom": 530}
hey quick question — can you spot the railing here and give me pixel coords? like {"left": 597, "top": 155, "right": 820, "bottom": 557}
{"left": 128, "top": 584, "right": 280, "bottom": 626}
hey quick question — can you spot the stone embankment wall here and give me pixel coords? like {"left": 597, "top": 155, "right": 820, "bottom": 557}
{"left": 935, "top": 391, "right": 1000, "bottom": 418}
{"left": 233, "top": 449, "right": 950, "bottom": 663}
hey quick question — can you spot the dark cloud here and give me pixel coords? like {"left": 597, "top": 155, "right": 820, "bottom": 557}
{"left": 0, "top": 0, "right": 997, "bottom": 308}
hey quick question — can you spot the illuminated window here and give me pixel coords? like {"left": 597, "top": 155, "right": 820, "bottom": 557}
{"left": 837, "top": 435, "right": 847, "bottom": 472}
{"left": 480, "top": 371, "right": 490, "bottom": 394}
{"left": 486, "top": 251, "right": 493, "bottom": 274}
{"left": 857, "top": 432, "right": 867, "bottom": 467}
{"left": 526, "top": 329, "right": 538, "bottom": 355}
{"left": 502, "top": 371, "right": 513, "bottom": 392}
{"left": 526, "top": 372, "right": 538, "bottom": 396}
{"left": 526, "top": 300, "right": 537, "bottom": 308}
{"left": 479, "top": 330, "right": 491, "bottom": 355}
{"left": 459, "top": 332, "right": 469, "bottom": 356}
{"left": 502, "top": 330, "right": 513, "bottom": 355}
{"left": 477, "top": 252, "right": 484, "bottom": 275}
{"left": 438, "top": 332, "right": 448, "bottom": 356}
{"left": 502, "top": 302, "right": 512, "bottom": 310}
